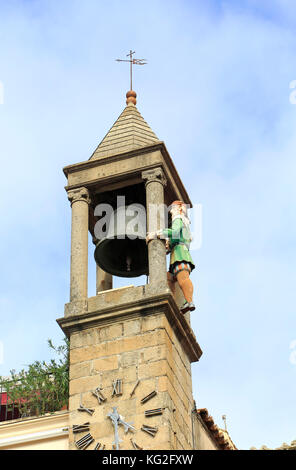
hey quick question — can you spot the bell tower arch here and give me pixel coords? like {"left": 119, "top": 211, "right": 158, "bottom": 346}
{"left": 57, "top": 90, "right": 202, "bottom": 450}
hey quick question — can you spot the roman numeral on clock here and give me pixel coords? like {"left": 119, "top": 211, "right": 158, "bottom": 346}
{"left": 130, "top": 379, "right": 140, "bottom": 397}
{"left": 141, "top": 425, "right": 158, "bottom": 437}
{"left": 140, "top": 390, "right": 157, "bottom": 404}
{"left": 94, "top": 442, "right": 105, "bottom": 450}
{"left": 72, "top": 423, "right": 90, "bottom": 433}
{"left": 92, "top": 386, "right": 106, "bottom": 404}
{"left": 112, "top": 378, "right": 122, "bottom": 396}
{"left": 77, "top": 394, "right": 95, "bottom": 415}
{"left": 75, "top": 433, "right": 94, "bottom": 450}
{"left": 130, "top": 438, "right": 143, "bottom": 450}
{"left": 144, "top": 408, "right": 163, "bottom": 417}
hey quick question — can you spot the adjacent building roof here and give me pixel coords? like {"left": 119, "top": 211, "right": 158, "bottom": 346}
{"left": 89, "top": 102, "right": 160, "bottom": 160}
{"left": 251, "top": 440, "right": 296, "bottom": 451}
{"left": 196, "top": 408, "right": 237, "bottom": 450}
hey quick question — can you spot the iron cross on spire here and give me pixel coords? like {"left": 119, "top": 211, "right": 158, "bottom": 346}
{"left": 116, "top": 50, "right": 147, "bottom": 90}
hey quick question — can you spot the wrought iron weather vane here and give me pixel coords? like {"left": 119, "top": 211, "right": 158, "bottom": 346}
{"left": 116, "top": 50, "right": 147, "bottom": 90}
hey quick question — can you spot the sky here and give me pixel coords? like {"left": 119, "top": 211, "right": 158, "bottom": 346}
{"left": 0, "top": 0, "right": 296, "bottom": 450}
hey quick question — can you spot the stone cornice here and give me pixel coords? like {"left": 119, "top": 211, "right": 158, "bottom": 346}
{"left": 57, "top": 287, "right": 202, "bottom": 363}
{"left": 63, "top": 142, "right": 192, "bottom": 207}
{"left": 63, "top": 142, "right": 164, "bottom": 176}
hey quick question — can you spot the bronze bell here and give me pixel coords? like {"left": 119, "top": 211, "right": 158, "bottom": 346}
{"left": 94, "top": 205, "right": 148, "bottom": 278}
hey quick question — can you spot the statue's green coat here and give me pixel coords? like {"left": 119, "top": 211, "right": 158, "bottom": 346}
{"left": 162, "top": 217, "right": 195, "bottom": 273}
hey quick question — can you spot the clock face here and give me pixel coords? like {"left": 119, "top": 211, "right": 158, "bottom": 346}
{"left": 72, "top": 379, "right": 162, "bottom": 450}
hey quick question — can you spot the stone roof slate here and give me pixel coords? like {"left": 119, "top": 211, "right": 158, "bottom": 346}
{"left": 89, "top": 103, "right": 160, "bottom": 160}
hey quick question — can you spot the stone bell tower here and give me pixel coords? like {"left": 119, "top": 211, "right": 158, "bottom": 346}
{"left": 57, "top": 90, "right": 202, "bottom": 450}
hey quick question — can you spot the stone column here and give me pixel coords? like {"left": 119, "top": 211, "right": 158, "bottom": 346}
{"left": 142, "top": 168, "right": 167, "bottom": 286}
{"left": 91, "top": 236, "right": 113, "bottom": 294}
{"left": 96, "top": 265, "right": 113, "bottom": 293}
{"left": 67, "top": 187, "right": 91, "bottom": 302}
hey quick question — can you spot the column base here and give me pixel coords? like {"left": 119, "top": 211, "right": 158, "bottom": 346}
{"left": 64, "top": 298, "right": 88, "bottom": 317}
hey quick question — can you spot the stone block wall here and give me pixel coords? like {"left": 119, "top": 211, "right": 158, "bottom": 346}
{"left": 68, "top": 313, "right": 194, "bottom": 450}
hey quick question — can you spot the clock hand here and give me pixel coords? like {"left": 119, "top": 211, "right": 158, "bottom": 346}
{"left": 113, "top": 419, "right": 121, "bottom": 450}
{"left": 118, "top": 415, "right": 136, "bottom": 434}
{"left": 107, "top": 407, "right": 122, "bottom": 450}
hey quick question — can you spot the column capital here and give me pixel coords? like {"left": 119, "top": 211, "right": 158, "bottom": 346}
{"left": 67, "top": 187, "right": 91, "bottom": 206}
{"left": 142, "top": 167, "right": 167, "bottom": 187}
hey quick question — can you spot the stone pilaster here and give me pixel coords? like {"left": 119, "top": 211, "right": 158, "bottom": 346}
{"left": 142, "top": 168, "right": 167, "bottom": 287}
{"left": 67, "top": 187, "right": 91, "bottom": 302}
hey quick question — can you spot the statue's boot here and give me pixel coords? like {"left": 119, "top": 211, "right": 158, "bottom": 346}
{"left": 180, "top": 301, "right": 195, "bottom": 314}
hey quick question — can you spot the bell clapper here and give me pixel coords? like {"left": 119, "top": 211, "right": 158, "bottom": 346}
{"left": 126, "top": 255, "right": 132, "bottom": 272}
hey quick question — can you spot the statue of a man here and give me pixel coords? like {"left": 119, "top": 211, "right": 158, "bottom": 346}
{"left": 146, "top": 200, "right": 195, "bottom": 314}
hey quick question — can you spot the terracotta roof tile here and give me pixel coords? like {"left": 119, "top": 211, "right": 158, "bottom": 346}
{"left": 196, "top": 408, "right": 237, "bottom": 450}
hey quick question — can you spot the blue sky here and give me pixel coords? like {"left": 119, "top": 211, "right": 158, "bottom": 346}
{"left": 0, "top": 0, "right": 296, "bottom": 449}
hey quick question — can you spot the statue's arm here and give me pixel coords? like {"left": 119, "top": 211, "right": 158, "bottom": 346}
{"left": 162, "top": 227, "right": 172, "bottom": 239}
{"left": 147, "top": 218, "right": 183, "bottom": 245}
{"left": 170, "top": 218, "right": 183, "bottom": 244}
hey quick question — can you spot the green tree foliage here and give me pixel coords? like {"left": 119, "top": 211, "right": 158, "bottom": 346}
{"left": 0, "top": 338, "right": 69, "bottom": 418}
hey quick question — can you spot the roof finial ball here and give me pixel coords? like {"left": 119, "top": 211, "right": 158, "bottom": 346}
{"left": 126, "top": 90, "right": 137, "bottom": 106}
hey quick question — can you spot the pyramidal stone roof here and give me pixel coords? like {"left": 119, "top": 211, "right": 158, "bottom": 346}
{"left": 89, "top": 103, "right": 160, "bottom": 160}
